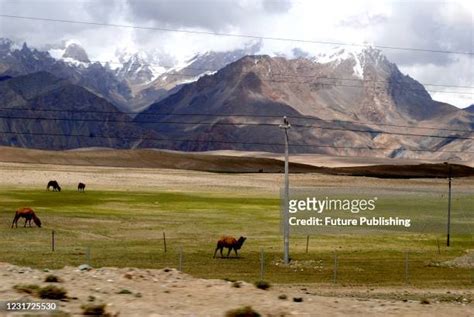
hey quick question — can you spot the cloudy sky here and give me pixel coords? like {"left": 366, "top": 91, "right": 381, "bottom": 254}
{"left": 0, "top": 0, "right": 472, "bottom": 107}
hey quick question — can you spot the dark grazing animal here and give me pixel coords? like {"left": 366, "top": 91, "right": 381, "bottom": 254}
{"left": 213, "top": 236, "right": 247, "bottom": 258}
{"left": 47, "top": 180, "right": 61, "bottom": 192}
{"left": 11, "top": 207, "right": 42, "bottom": 228}
{"left": 78, "top": 182, "right": 86, "bottom": 192}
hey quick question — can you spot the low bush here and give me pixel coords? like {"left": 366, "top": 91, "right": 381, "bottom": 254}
{"left": 81, "top": 303, "right": 111, "bottom": 316}
{"left": 232, "top": 281, "right": 242, "bottom": 288}
{"left": 38, "top": 285, "right": 67, "bottom": 300}
{"left": 44, "top": 274, "right": 61, "bottom": 283}
{"left": 117, "top": 289, "right": 133, "bottom": 294}
{"left": 13, "top": 284, "right": 40, "bottom": 295}
{"left": 254, "top": 280, "right": 270, "bottom": 290}
{"left": 225, "top": 306, "right": 261, "bottom": 317}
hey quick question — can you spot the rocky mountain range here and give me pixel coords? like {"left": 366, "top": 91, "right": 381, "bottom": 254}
{"left": 0, "top": 71, "right": 161, "bottom": 149}
{"left": 0, "top": 38, "right": 472, "bottom": 160}
{"left": 0, "top": 38, "right": 261, "bottom": 112}
{"left": 0, "top": 39, "right": 133, "bottom": 112}
{"left": 135, "top": 50, "right": 473, "bottom": 159}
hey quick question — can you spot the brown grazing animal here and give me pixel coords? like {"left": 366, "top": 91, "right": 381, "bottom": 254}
{"left": 213, "top": 236, "right": 246, "bottom": 258}
{"left": 78, "top": 182, "right": 86, "bottom": 192}
{"left": 11, "top": 208, "right": 42, "bottom": 228}
{"left": 47, "top": 180, "right": 61, "bottom": 192}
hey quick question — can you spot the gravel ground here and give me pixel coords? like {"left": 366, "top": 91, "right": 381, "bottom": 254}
{"left": 0, "top": 262, "right": 472, "bottom": 317}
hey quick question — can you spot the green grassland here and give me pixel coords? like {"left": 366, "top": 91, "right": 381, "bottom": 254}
{"left": 0, "top": 187, "right": 472, "bottom": 287}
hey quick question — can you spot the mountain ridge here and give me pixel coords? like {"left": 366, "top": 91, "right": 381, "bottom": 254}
{"left": 0, "top": 71, "right": 159, "bottom": 149}
{"left": 0, "top": 38, "right": 472, "bottom": 161}
{"left": 135, "top": 53, "right": 473, "bottom": 160}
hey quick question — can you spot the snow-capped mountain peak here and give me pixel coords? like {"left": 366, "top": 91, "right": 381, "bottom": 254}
{"left": 47, "top": 41, "right": 91, "bottom": 67}
{"left": 0, "top": 38, "right": 14, "bottom": 50}
{"left": 0, "top": 38, "right": 20, "bottom": 56}
{"left": 62, "top": 43, "right": 90, "bottom": 63}
{"left": 311, "top": 45, "right": 389, "bottom": 79}
{"left": 114, "top": 51, "right": 170, "bottom": 85}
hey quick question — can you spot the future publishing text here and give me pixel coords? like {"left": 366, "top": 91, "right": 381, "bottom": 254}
{"left": 287, "top": 197, "right": 411, "bottom": 228}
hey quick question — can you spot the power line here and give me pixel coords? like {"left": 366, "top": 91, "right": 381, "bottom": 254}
{"left": 1, "top": 130, "right": 472, "bottom": 154}
{"left": 0, "top": 114, "right": 275, "bottom": 127}
{"left": 0, "top": 14, "right": 473, "bottom": 56}
{"left": 1, "top": 65, "right": 472, "bottom": 95}
{"left": 37, "top": 56, "right": 474, "bottom": 92}
{"left": 3, "top": 53, "right": 472, "bottom": 95}
{"left": 1, "top": 26, "right": 472, "bottom": 95}
{"left": 5, "top": 52, "right": 472, "bottom": 95}
{"left": 270, "top": 74, "right": 474, "bottom": 90}
{"left": 0, "top": 114, "right": 472, "bottom": 140}
{"left": 266, "top": 78, "right": 474, "bottom": 95}
{"left": 291, "top": 124, "right": 474, "bottom": 140}
{"left": 1, "top": 107, "right": 472, "bottom": 133}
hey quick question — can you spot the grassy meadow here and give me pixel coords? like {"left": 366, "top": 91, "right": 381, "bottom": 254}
{"left": 0, "top": 184, "right": 472, "bottom": 287}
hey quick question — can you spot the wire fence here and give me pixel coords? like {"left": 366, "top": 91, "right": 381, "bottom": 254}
{"left": 9, "top": 229, "right": 470, "bottom": 287}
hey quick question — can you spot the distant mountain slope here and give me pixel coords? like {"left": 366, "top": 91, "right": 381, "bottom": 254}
{"left": 135, "top": 51, "right": 473, "bottom": 160}
{"left": 0, "top": 72, "right": 158, "bottom": 149}
{"left": 0, "top": 39, "right": 133, "bottom": 112}
{"left": 0, "top": 38, "right": 263, "bottom": 113}
{"left": 129, "top": 42, "right": 263, "bottom": 112}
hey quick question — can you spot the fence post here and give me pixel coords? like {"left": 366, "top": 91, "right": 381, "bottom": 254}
{"left": 163, "top": 232, "right": 167, "bottom": 253}
{"left": 51, "top": 230, "right": 55, "bottom": 252}
{"left": 305, "top": 235, "right": 309, "bottom": 253}
{"left": 260, "top": 248, "right": 264, "bottom": 280}
{"left": 86, "top": 247, "right": 91, "bottom": 266}
{"left": 405, "top": 251, "right": 409, "bottom": 284}
{"left": 178, "top": 246, "right": 183, "bottom": 271}
{"left": 436, "top": 238, "right": 441, "bottom": 255}
{"left": 333, "top": 251, "right": 338, "bottom": 284}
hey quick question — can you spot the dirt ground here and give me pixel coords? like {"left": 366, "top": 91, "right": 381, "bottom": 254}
{"left": 1, "top": 162, "right": 473, "bottom": 196}
{"left": 0, "top": 262, "right": 472, "bottom": 317}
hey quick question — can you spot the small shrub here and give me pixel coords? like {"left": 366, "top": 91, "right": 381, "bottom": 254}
{"left": 13, "top": 284, "right": 40, "bottom": 295}
{"left": 232, "top": 281, "right": 242, "bottom": 288}
{"left": 278, "top": 294, "right": 287, "bottom": 300}
{"left": 88, "top": 295, "right": 96, "bottom": 302}
{"left": 225, "top": 306, "right": 261, "bottom": 317}
{"left": 81, "top": 303, "right": 111, "bottom": 316}
{"left": 420, "top": 298, "right": 430, "bottom": 305}
{"left": 254, "top": 280, "right": 271, "bottom": 290}
{"left": 223, "top": 277, "right": 237, "bottom": 282}
{"left": 117, "top": 289, "right": 132, "bottom": 294}
{"left": 45, "top": 274, "right": 61, "bottom": 283}
{"left": 38, "top": 285, "right": 67, "bottom": 300}
{"left": 293, "top": 297, "right": 303, "bottom": 303}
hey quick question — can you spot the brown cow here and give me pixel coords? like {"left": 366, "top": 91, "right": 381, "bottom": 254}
{"left": 213, "top": 236, "right": 246, "bottom": 258}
